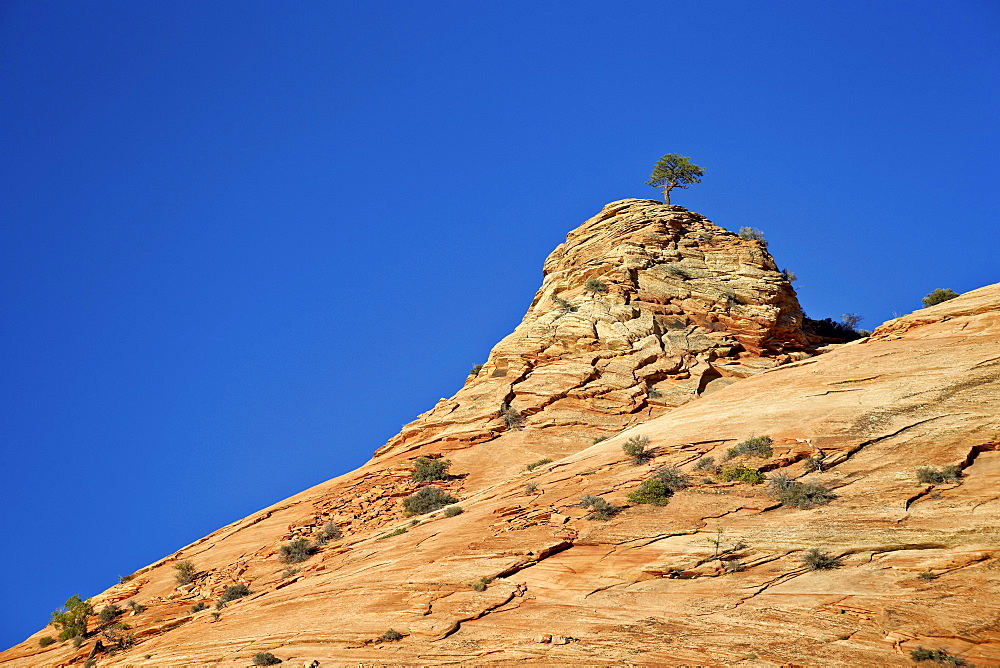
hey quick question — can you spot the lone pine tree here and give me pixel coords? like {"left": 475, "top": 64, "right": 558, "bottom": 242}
{"left": 646, "top": 154, "right": 705, "bottom": 204}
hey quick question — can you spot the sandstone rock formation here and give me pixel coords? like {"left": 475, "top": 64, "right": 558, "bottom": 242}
{"left": 3, "top": 202, "right": 998, "bottom": 667}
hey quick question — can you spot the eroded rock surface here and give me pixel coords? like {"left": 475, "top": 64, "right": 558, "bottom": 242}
{"left": 4, "top": 205, "right": 998, "bottom": 668}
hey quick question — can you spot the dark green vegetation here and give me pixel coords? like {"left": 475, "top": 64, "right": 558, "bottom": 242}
{"left": 716, "top": 466, "right": 765, "bottom": 485}
{"left": 443, "top": 505, "right": 464, "bottom": 517}
{"left": 580, "top": 494, "right": 621, "bottom": 520}
{"left": 317, "top": 521, "right": 342, "bottom": 543}
{"left": 219, "top": 583, "right": 251, "bottom": 604}
{"left": 769, "top": 474, "right": 836, "bottom": 509}
{"left": 724, "top": 436, "right": 773, "bottom": 460}
{"left": 173, "top": 559, "right": 197, "bottom": 585}
{"left": 916, "top": 465, "right": 961, "bottom": 484}
{"left": 38, "top": 636, "right": 55, "bottom": 647}
{"left": 526, "top": 458, "right": 552, "bottom": 471}
{"left": 922, "top": 289, "right": 959, "bottom": 307}
{"left": 500, "top": 403, "right": 525, "bottom": 430}
{"left": 693, "top": 456, "right": 716, "bottom": 471}
{"left": 404, "top": 485, "right": 458, "bottom": 515}
{"left": 126, "top": 600, "right": 145, "bottom": 614}
{"left": 278, "top": 537, "right": 318, "bottom": 564}
{"left": 190, "top": 601, "right": 209, "bottom": 613}
{"left": 378, "top": 527, "right": 407, "bottom": 540}
{"left": 910, "top": 646, "right": 969, "bottom": 665}
{"left": 381, "top": 629, "right": 404, "bottom": 642}
{"left": 471, "top": 576, "right": 493, "bottom": 592}
{"left": 801, "top": 548, "right": 842, "bottom": 570}
{"left": 652, "top": 465, "right": 691, "bottom": 491}
{"left": 584, "top": 278, "right": 608, "bottom": 294}
{"left": 252, "top": 652, "right": 283, "bottom": 665}
{"left": 803, "top": 315, "right": 864, "bottom": 341}
{"left": 469, "top": 363, "right": 484, "bottom": 376}
{"left": 50, "top": 595, "right": 92, "bottom": 640}
{"left": 645, "top": 153, "right": 704, "bottom": 204}
{"left": 97, "top": 602, "right": 123, "bottom": 624}
{"left": 622, "top": 435, "right": 653, "bottom": 464}
{"left": 626, "top": 479, "right": 673, "bottom": 505}
{"left": 411, "top": 456, "right": 451, "bottom": 482}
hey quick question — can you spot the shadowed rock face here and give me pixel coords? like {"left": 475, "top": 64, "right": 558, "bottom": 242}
{"left": 5, "top": 204, "right": 999, "bottom": 668}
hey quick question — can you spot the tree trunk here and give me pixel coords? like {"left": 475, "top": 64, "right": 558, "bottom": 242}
{"left": 663, "top": 187, "right": 671, "bottom": 204}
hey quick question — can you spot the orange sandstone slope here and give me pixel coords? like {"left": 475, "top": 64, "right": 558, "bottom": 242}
{"left": 4, "top": 202, "right": 999, "bottom": 668}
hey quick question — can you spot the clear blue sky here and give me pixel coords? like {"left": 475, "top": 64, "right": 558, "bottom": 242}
{"left": 1, "top": 0, "right": 997, "bottom": 649}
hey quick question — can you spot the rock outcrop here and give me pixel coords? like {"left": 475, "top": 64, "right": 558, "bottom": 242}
{"left": 4, "top": 202, "right": 998, "bottom": 668}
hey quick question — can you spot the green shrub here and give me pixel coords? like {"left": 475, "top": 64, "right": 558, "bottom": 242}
{"left": 377, "top": 527, "right": 407, "bottom": 540}
{"left": 278, "top": 538, "right": 317, "bottom": 564}
{"left": 716, "top": 467, "right": 765, "bottom": 485}
{"left": 693, "top": 456, "right": 716, "bottom": 472}
{"left": 50, "top": 596, "right": 92, "bottom": 640}
{"left": 626, "top": 479, "right": 673, "bottom": 506}
{"left": 471, "top": 576, "right": 492, "bottom": 592}
{"left": 724, "top": 436, "right": 773, "bottom": 460}
{"left": 190, "top": 601, "right": 208, "bottom": 613}
{"left": 801, "top": 548, "right": 842, "bottom": 570}
{"left": 403, "top": 485, "right": 458, "bottom": 515}
{"left": 922, "top": 289, "right": 959, "bottom": 307}
{"left": 738, "top": 227, "right": 767, "bottom": 245}
{"left": 469, "top": 363, "right": 484, "bottom": 376}
{"left": 412, "top": 457, "right": 451, "bottom": 482}
{"left": 803, "top": 456, "right": 824, "bottom": 472}
{"left": 443, "top": 505, "right": 464, "bottom": 517}
{"left": 252, "top": 652, "right": 283, "bottom": 665}
{"left": 580, "top": 495, "right": 621, "bottom": 520}
{"left": 774, "top": 481, "right": 836, "bottom": 509}
{"left": 526, "top": 458, "right": 552, "bottom": 471}
{"left": 524, "top": 482, "right": 538, "bottom": 494}
{"left": 622, "top": 435, "right": 653, "bottom": 465}
{"left": 381, "top": 629, "right": 404, "bottom": 642}
{"left": 38, "top": 636, "right": 55, "bottom": 647}
{"left": 584, "top": 278, "right": 608, "bottom": 294}
{"left": 916, "top": 465, "right": 961, "bottom": 484}
{"left": 173, "top": 559, "right": 197, "bottom": 585}
{"left": 98, "top": 602, "right": 123, "bottom": 624}
{"left": 281, "top": 566, "right": 300, "bottom": 579}
{"left": 909, "top": 646, "right": 967, "bottom": 665}
{"left": 592, "top": 435, "right": 610, "bottom": 444}
{"left": 653, "top": 466, "right": 691, "bottom": 491}
{"left": 219, "top": 583, "right": 251, "bottom": 604}
{"left": 126, "top": 600, "right": 145, "bottom": 614}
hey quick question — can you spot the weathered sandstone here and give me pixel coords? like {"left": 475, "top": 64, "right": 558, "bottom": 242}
{"left": 3, "top": 203, "right": 997, "bottom": 668}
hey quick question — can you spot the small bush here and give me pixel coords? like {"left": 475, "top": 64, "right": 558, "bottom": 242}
{"left": 38, "top": 636, "right": 55, "bottom": 647}
{"left": 803, "top": 456, "right": 824, "bottom": 472}
{"left": 524, "top": 482, "right": 538, "bottom": 494}
{"left": 281, "top": 566, "right": 300, "bottom": 579}
{"left": 219, "top": 583, "right": 251, "bottom": 604}
{"left": 580, "top": 495, "right": 621, "bottom": 520}
{"left": 916, "top": 465, "right": 961, "bottom": 484}
{"left": 252, "top": 652, "right": 283, "bottom": 665}
{"left": 768, "top": 473, "right": 796, "bottom": 492}
{"left": 738, "top": 227, "right": 767, "bottom": 245}
{"left": 526, "top": 458, "right": 552, "bottom": 471}
{"left": 500, "top": 404, "right": 525, "bottom": 430}
{"left": 404, "top": 485, "right": 458, "bottom": 515}
{"left": 622, "top": 435, "right": 653, "bottom": 465}
{"left": 782, "top": 269, "right": 798, "bottom": 283}
{"left": 412, "top": 457, "right": 451, "bottom": 482}
{"left": 469, "top": 363, "right": 484, "bottom": 376}
{"left": 316, "top": 521, "right": 342, "bottom": 544}
{"left": 653, "top": 466, "right": 691, "bottom": 491}
{"left": 126, "top": 600, "right": 145, "bottom": 614}
{"left": 724, "top": 436, "right": 773, "bottom": 460}
{"left": 118, "top": 574, "right": 133, "bottom": 584}
{"left": 922, "top": 289, "right": 959, "bottom": 307}
{"left": 381, "top": 629, "right": 404, "bottom": 642}
{"left": 173, "top": 559, "right": 197, "bottom": 585}
{"left": 73, "top": 636, "right": 85, "bottom": 648}
{"left": 626, "top": 479, "right": 673, "bottom": 506}
{"left": 552, "top": 295, "right": 577, "bottom": 313}
{"left": 584, "top": 278, "right": 608, "bottom": 294}
{"left": 693, "top": 456, "right": 716, "bottom": 472}
{"left": 918, "top": 571, "right": 938, "bottom": 581}
{"left": 190, "top": 601, "right": 208, "bottom": 613}
{"left": 910, "top": 646, "right": 967, "bottom": 665}
{"left": 278, "top": 538, "right": 318, "bottom": 564}
{"left": 98, "top": 602, "right": 123, "bottom": 624}
{"left": 471, "top": 577, "right": 492, "bottom": 592}
{"left": 775, "top": 481, "right": 836, "bottom": 509}
{"left": 592, "top": 435, "right": 610, "bottom": 444}
{"left": 443, "top": 505, "right": 463, "bottom": 517}
{"left": 801, "top": 548, "right": 842, "bottom": 570}
{"left": 724, "top": 560, "right": 746, "bottom": 573}
{"left": 717, "top": 467, "right": 765, "bottom": 485}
